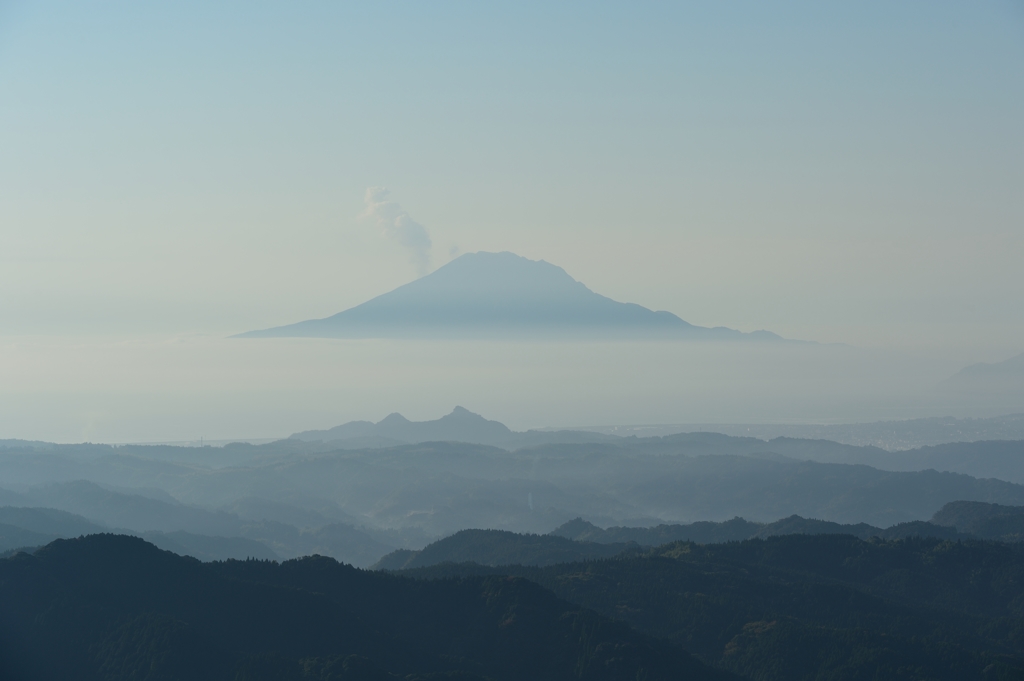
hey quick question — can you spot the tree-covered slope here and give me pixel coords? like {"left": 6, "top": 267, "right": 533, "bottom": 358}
{"left": 931, "top": 500, "right": 1024, "bottom": 540}
{"left": 377, "top": 518, "right": 966, "bottom": 572}
{"left": 0, "top": 534, "right": 731, "bottom": 681}
{"left": 401, "top": 535, "right": 1024, "bottom": 681}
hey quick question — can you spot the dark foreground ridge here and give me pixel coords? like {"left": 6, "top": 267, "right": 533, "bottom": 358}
{"left": 399, "top": 533, "right": 1024, "bottom": 681}
{"left": 548, "top": 508, "right": 984, "bottom": 547}
{"left": 236, "top": 251, "right": 786, "bottom": 341}
{"left": 0, "top": 534, "right": 731, "bottom": 681}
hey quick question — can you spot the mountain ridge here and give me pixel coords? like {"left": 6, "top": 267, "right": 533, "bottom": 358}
{"left": 0, "top": 533, "right": 730, "bottom": 681}
{"left": 290, "top": 405, "right": 619, "bottom": 449}
{"left": 938, "top": 352, "right": 1024, "bottom": 407}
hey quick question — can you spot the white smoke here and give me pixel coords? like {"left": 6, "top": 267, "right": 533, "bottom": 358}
{"left": 361, "top": 187, "right": 433, "bottom": 275}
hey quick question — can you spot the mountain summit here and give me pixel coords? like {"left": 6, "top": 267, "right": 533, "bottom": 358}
{"left": 289, "top": 406, "right": 616, "bottom": 450}
{"left": 237, "top": 251, "right": 782, "bottom": 340}
{"left": 293, "top": 406, "right": 510, "bottom": 446}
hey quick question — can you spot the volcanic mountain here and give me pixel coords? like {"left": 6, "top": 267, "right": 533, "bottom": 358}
{"left": 237, "top": 251, "right": 783, "bottom": 340}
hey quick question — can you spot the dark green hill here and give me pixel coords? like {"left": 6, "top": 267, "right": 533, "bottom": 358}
{"left": 378, "top": 517, "right": 965, "bottom": 573}
{"left": 400, "top": 535, "right": 1024, "bottom": 681}
{"left": 932, "top": 500, "right": 1024, "bottom": 540}
{"left": 0, "top": 534, "right": 731, "bottom": 681}
{"left": 373, "top": 528, "right": 636, "bottom": 570}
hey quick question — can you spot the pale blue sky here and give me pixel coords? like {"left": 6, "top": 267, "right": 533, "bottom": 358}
{"left": 1, "top": 2, "right": 1023, "bottom": 440}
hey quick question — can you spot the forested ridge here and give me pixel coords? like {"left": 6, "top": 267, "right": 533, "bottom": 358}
{"left": 371, "top": 502, "right": 1024, "bottom": 573}
{"left": 400, "top": 534, "right": 1024, "bottom": 680}
{"left": 0, "top": 534, "right": 731, "bottom": 681}
{"left": 9, "top": 530, "right": 1024, "bottom": 680}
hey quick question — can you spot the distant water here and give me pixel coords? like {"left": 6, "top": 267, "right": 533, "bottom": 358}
{"left": 0, "top": 333, "right": 1018, "bottom": 443}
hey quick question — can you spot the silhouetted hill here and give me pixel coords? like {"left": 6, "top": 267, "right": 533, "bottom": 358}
{"left": 884, "top": 439, "right": 1024, "bottom": 484}
{"left": 0, "top": 534, "right": 730, "bottom": 681}
{"left": 400, "top": 534, "right": 1024, "bottom": 681}
{"left": 931, "top": 500, "right": 1024, "bottom": 540}
{"left": 550, "top": 514, "right": 967, "bottom": 546}
{"left": 291, "top": 406, "right": 617, "bottom": 449}
{"left": 550, "top": 517, "right": 762, "bottom": 544}
{"left": 373, "top": 528, "right": 636, "bottom": 570}
{"left": 939, "top": 352, "right": 1024, "bottom": 407}
{"left": 376, "top": 518, "right": 969, "bottom": 572}
{"left": 962, "top": 352, "right": 1024, "bottom": 375}
{"left": 238, "top": 251, "right": 784, "bottom": 340}
{"left": 601, "top": 413, "right": 1024, "bottom": 450}
{"left": 294, "top": 406, "right": 512, "bottom": 445}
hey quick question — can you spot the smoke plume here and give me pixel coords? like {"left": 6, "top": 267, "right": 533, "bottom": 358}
{"left": 361, "top": 187, "right": 432, "bottom": 275}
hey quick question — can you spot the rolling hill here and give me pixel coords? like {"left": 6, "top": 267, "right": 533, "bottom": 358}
{"left": 399, "top": 534, "right": 1024, "bottom": 681}
{"left": 0, "top": 534, "right": 731, "bottom": 681}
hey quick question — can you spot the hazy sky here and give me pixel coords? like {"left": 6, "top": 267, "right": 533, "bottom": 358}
{"left": 2, "top": 0, "right": 1022, "bottom": 349}
{"left": 1, "top": 2, "right": 1023, "bottom": 440}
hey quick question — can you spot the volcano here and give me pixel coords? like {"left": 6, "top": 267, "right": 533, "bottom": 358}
{"left": 236, "top": 251, "right": 783, "bottom": 340}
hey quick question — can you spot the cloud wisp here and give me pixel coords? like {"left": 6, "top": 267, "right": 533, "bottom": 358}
{"left": 361, "top": 187, "right": 433, "bottom": 275}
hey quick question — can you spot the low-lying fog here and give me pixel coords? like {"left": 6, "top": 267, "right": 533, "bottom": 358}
{"left": 1, "top": 333, "right": 1018, "bottom": 443}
